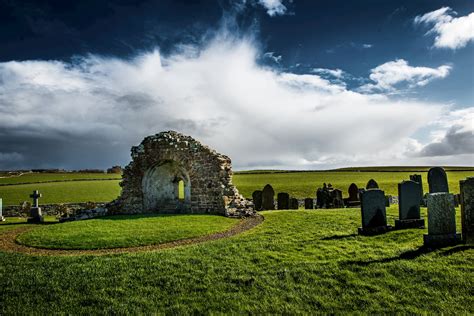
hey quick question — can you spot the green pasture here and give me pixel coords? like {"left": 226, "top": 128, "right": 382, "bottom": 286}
{"left": 0, "top": 170, "right": 473, "bottom": 206}
{"left": 0, "top": 172, "right": 121, "bottom": 185}
{"left": 0, "top": 207, "right": 472, "bottom": 314}
{"left": 16, "top": 214, "right": 238, "bottom": 250}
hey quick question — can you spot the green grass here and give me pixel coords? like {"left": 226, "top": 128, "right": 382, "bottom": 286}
{"left": 0, "top": 172, "right": 121, "bottom": 185}
{"left": 16, "top": 214, "right": 238, "bottom": 250}
{"left": 1, "top": 170, "right": 473, "bottom": 205}
{"left": 0, "top": 216, "right": 57, "bottom": 233}
{"left": 0, "top": 207, "right": 472, "bottom": 314}
{"left": 0, "top": 180, "right": 121, "bottom": 205}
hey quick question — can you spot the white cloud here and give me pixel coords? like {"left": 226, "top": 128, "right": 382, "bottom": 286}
{"left": 362, "top": 44, "right": 373, "bottom": 48}
{"left": 311, "top": 68, "right": 345, "bottom": 79}
{"left": 258, "top": 0, "right": 287, "bottom": 16}
{"left": 0, "top": 34, "right": 465, "bottom": 170}
{"left": 360, "top": 59, "right": 451, "bottom": 92}
{"left": 415, "top": 7, "right": 474, "bottom": 49}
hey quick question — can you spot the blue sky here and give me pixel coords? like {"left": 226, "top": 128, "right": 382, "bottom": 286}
{"left": 0, "top": 0, "right": 473, "bottom": 170}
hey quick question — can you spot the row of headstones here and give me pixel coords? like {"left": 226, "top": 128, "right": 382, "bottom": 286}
{"left": 359, "top": 167, "right": 474, "bottom": 246}
{"left": 253, "top": 179, "right": 383, "bottom": 211}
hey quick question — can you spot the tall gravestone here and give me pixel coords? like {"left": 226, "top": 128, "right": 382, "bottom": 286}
{"left": 332, "top": 189, "right": 344, "bottom": 208}
{"left": 409, "top": 174, "right": 424, "bottom": 204}
{"left": 366, "top": 179, "right": 379, "bottom": 189}
{"left": 277, "top": 192, "right": 290, "bottom": 210}
{"left": 460, "top": 177, "right": 474, "bottom": 244}
{"left": 358, "top": 189, "right": 392, "bottom": 235}
{"left": 395, "top": 180, "right": 425, "bottom": 229}
{"left": 262, "top": 184, "right": 275, "bottom": 210}
{"left": 289, "top": 198, "right": 299, "bottom": 210}
{"left": 27, "top": 190, "right": 44, "bottom": 223}
{"left": 428, "top": 167, "right": 449, "bottom": 193}
{"left": 304, "top": 198, "right": 313, "bottom": 210}
{"left": 252, "top": 190, "right": 263, "bottom": 211}
{"left": 423, "top": 193, "right": 460, "bottom": 247}
{"left": 345, "top": 183, "right": 360, "bottom": 207}
{"left": 0, "top": 198, "right": 4, "bottom": 221}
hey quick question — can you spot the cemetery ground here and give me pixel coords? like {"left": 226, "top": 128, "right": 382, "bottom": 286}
{"left": 0, "top": 207, "right": 473, "bottom": 313}
{"left": 0, "top": 168, "right": 473, "bottom": 313}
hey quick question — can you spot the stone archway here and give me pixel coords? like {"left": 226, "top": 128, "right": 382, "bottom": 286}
{"left": 142, "top": 160, "right": 191, "bottom": 212}
{"left": 117, "top": 131, "right": 255, "bottom": 217}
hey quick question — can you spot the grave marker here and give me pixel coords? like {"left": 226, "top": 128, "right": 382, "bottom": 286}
{"left": 277, "top": 192, "right": 290, "bottom": 210}
{"left": 304, "top": 198, "right": 313, "bottom": 209}
{"left": 460, "top": 177, "right": 474, "bottom": 244}
{"left": 345, "top": 183, "right": 360, "bottom": 207}
{"left": 428, "top": 167, "right": 449, "bottom": 193}
{"left": 252, "top": 190, "right": 263, "bottom": 211}
{"left": 423, "top": 192, "right": 460, "bottom": 247}
{"left": 409, "top": 174, "right": 424, "bottom": 204}
{"left": 27, "top": 190, "right": 44, "bottom": 223}
{"left": 262, "top": 184, "right": 275, "bottom": 210}
{"left": 358, "top": 189, "right": 392, "bottom": 235}
{"left": 366, "top": 179, "right": 379, "bottom": 189}
{"left": 0, "top": 198, "right": 4, "bottom": 221}
{"left": 395, "top": 180, "right": 424, "bottom": 229}
{"left": 290, "top": 198, "right": 299, "bottom": 210}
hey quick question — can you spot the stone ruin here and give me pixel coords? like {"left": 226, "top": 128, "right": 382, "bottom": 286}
{"left": 116, "top": 131, "right": 255, "bottom": 218}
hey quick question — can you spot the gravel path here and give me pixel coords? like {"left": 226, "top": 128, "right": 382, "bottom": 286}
{"left": 0, "top": 215, "right": 264, "bottom": 256}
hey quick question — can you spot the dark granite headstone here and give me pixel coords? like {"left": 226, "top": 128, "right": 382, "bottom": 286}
{"left": 289, "top": 198, "right": 299, "bottom": 210}
{"left": 366, "top": 179, "right": 379, "bottom": 189}
{"left": 261, "top": 184, "right": 275, "bottom": 210}
{"left": 304, "top": 198, "right": 314, "bottom": 209}
{"left": 252, "top": 190, "right": 263, "bottom": 211}
{"left": 395, "top": 180, "right": 424, "bottom": 229}
{"left": 358, "top": 189, "right": 392, "bottom": 235}
{"left": 277, "top": 192, "right": 290, "bottom": 210}
{"left": 409, "top": 174, "right": 424, "bottom": 203}
{"left": 344, "top": 183, "right": 360, "bottom": 207}
{"left": 428, "top": 167, "right": 449, "bottom": 193}
{"left": 460, "top": 177, "right": 474, "bottom": 244}
{"left": 332, "top": 189, "right": 344, "bottom": 208}
{"left": 424, "top": 192, "right": 460, "bottom": 247}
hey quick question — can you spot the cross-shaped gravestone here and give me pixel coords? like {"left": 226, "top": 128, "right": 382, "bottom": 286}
{"left": 30, "top": 190, "right": 42, "bottom": 208}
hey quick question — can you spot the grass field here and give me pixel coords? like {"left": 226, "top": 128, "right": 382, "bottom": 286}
{"left": 0, "top": 170, "right": 473, "bottom": 206}
{"left": 16, "top": 214, "right": 238, "bottom": 250}
{"left": 0, "top": 207, "right": 472, "bottom": 314}
{"left": 0, "top": 172, "right": 121, "bottom": 185}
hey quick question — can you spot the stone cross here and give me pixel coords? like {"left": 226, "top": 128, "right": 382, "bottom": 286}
{"left": 460, "top": 177, "right": 474, "bottom": 244}
{"left": 428, "top": 167, "right": 449, "bottom": 193}
{"left": 30, "top": 190, "right": 42, "bottom": 208}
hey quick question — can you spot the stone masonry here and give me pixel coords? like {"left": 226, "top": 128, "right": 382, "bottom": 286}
{"left": 117, "top": 131, "right": 255, "bottom": 218}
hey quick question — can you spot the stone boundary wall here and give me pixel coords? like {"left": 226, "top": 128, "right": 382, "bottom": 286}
{"left": 3, "top": 202, "right": 107, "bottom": 217}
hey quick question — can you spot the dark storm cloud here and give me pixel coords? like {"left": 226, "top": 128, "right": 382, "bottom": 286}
{"left": 419, "top": 125, "right": 474, "bottom": 157}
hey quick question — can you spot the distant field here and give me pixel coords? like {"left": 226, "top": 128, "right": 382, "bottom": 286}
{"left": 0, "top": 172, "right": 121, "bottom": 185}
{"left": 0, "top": 170, "right": 473, "bottom": 205}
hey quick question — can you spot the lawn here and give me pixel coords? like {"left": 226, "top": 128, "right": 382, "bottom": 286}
{"left": 16, "top": 214, "right": 238, "bottom": 250}
{"left": 0, "top": 172, "right": 121, "bottom": 185}
{"left": 1, "top": 170, "right": 473, "bottom": 206}
{"left": 0, "top": 207, "right": 472, "bottom": 314}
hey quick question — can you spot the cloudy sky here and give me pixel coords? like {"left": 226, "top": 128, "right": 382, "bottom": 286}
{"left": 0, "top": 0, "right": 473, "bottom": 170}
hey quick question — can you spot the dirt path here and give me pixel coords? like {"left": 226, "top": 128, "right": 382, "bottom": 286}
{"left": 0, "top": 215, "right": 264, "bottom": 256}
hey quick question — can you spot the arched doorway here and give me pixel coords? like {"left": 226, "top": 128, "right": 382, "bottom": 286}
{"left": 141, "top": 160, "right": 191, "bottom": 212}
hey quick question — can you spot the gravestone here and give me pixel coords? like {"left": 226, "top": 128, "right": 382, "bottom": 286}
{"left": 423, "top": 193, "right": 460, "bottom": 247}
{"left": 289, "top": 198, "right": 299, "bottom": 210}
{"left": 395, "top": 180, "right": 425, "bottom": 229}
{"left": 366, "top": 179, "right": 379, "bottom": 189}
{"left": 27, "top": 190, "right": 44, "bottom": 223}
{"left": 409, "top": 174, "right": 424, "bottom": 204}
{"left": 358, "top": 189, "right": 392, "bottom": 235}
{"left": 453, "top": 194, "right": 460, "bottom": 207}
{"left": 252, "top": 190, "right": 263, "bottom": 211}
{"left": 0, "top": 198, "right": 4, "bottom": 221}
{"left": 460, "top": 177, "right": 474, "bottom": 244}
{"left": 345, "top": 183, "right": 360, "bottom": 207}
{"left": 304, "top": 198, "right": 313, "bottom": 209}
{"left": 385, "top": 195, "right": 391, "bottom": 207}
{"left": 262, "top": 184, "right": 275, "bottom": 210}
{"left": 332, "top": 189, "right": 344, "bottom": 208}
{"left": 277, "top": 192, "right": 290, "bottom": 210}
{"left": 428, "top": 167, "right": 449, "bottom": 193}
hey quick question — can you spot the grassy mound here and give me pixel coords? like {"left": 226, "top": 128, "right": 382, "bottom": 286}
{"left": 16, "top": 214, "right": 238, "bottom": 250}
{"left": 1, "top": 207, "right": 472, "bottom": 314}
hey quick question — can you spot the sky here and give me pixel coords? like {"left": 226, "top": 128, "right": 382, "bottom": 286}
{"left": 0, "top": 0, "right": 473, "bottom": 170}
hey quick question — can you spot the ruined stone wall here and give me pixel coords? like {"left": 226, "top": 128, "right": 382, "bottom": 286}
{"left": 117, "top": 131, "right": 254, "bottom": 217}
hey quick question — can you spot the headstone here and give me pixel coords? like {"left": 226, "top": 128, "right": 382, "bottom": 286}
{"left": 261, "top": 184, "right": 275, "bottom": 210}
{"left": 27, "top": 190, "right": 44, "bottom": 223}
{"left": 0, "top": 198, "right": 4, "bottom": 221}
{"left": 332, "top": 189, "right": 344, "bottom": 208}
{"left": 385, "top": 195, "right": 391, "bottom": 207}
{"left": 366, "top": 179, "right": 379, "bottom": 189}
{"left": 277, "top": 192, "right": 289, "bottom": 210}
{"left": 423, "top": 193, "right": 460, "bottom": 247}
{"left": 409, "top": 174, "right": 424, "bottom": 204}
{"left": 344, "top": 183, "right": 360, "bottom": 207}
{"left": 358, "top": 189, "right": 392, "bottom": 235}
{"left": 428, "top": 167, "right": 449, "bottom": 193}
{"left": 304, "top": 198, "right": 313, "bottom": 209}
{"left": 289, "top": 198, "right": 299, "bottom": 210}
{"left": 395, "top": 180, "right": 425, "bottom": 229}
{"left": 453, "top": 194, "right": 460, "bottom": 207}
{"left": 460, "top": 177, "right": 474, "bottom": 244}
{"left": 252, "top": 190, "right": 263, "bottom": 211}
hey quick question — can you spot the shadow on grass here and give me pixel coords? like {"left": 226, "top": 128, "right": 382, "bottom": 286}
{"left": 343, "top": 245, "right": 473, "bottom": 266}
{"left": 321, "top": 233, "right": 358, "bottom": 240}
